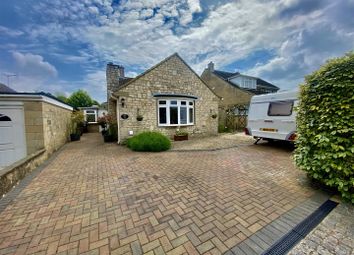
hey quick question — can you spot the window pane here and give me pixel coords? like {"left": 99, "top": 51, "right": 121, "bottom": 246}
{"left": 180, "top": 107, "right": 187, "bottom": 124}
{"left": 181, "top": 101, "right": 186, "bottom": 105}
{"left": 0, "top": 114, "right": 11, "bottom": 121}
{"left": 170, "top": 107, "right": 178, "bottom": 124}
{"left": 86, "top": 110, "right": 95, "bottom": 113}
{"left": 170, "top": 100, "right": 177, "bottom": 105}
{"left": 189, "top": 101, "right": 193, "bottom": 106}
{"left": 86, "top": 114, "right": 96, "bottom": 122}
{"left": 268, "top": 101, "right": 294, "bottom": 116}
{"left": 159, "top": 100, "right": 166, "bottom": 105}
{"left": 189, "top": 108, "right": 194, "bottom": 123}
{"left": 159, "top": 107, "right": 167, "bottom": 124}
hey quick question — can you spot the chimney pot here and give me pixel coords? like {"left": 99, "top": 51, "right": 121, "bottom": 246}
{"left": 208, "top": 61, "right": 214, "bottom": 72}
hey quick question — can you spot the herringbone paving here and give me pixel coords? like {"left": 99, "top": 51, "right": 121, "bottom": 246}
{"left": 0, "top": 134, "right": 316, "bottom": 254}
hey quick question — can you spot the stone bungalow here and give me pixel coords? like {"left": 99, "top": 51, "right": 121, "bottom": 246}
{"left": 106, "top": 53, "right": 219, "bottom": 142}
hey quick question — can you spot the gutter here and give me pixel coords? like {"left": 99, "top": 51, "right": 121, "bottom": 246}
{"left": 0, "top": 94, "right": 73, "bottom": 111}
{"left": 110, "top": 94, "right": 121, "bottom": 144}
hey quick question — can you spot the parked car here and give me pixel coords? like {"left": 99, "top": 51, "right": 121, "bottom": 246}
{"left": 245, "top": 90, "right": 298, "bottom": 143}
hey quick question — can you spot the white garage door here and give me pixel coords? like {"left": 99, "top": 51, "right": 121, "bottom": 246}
{"left": 0, "top": 103, "right": 26, "bottom": 168}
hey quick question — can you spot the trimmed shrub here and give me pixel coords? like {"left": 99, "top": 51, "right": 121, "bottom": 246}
{"left": 127, "top": 131, "right": 171, "bottom": 152}
{"left": 294, "top": 52, "right": 354, "bottom": 203}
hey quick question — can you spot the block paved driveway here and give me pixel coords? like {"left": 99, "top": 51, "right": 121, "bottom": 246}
{"left": 0, "top": 133, "right": 317, "bottom": 255}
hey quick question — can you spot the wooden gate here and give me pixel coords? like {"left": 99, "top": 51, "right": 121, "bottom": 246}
{"left": 224, "top": 104, "right": 248, "bottom": 131}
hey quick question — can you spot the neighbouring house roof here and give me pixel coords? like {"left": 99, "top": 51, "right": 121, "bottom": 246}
{"left": 256, "top": 78, "right": 279, "bottom": 89}
{"left": 212, "top": 70, "right": 279, "bottom": 94}
{"left": 112, "top": 53, "right": 220, "bottom": 99}
{"left": 0, "top": 91, "right": 73, "bottom": 110}
{"left": 213, "top": 70, "right": 239, "bottom": 80}
{"left": 78, "top": 105, "right": 107, "bottom": 111}
{"left": 0, "top": 83, "right": 17, "bottom": 93}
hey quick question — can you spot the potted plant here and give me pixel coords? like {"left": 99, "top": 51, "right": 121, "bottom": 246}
{"left": 174, "top": 128, "right": 189, "bottom": 141}
{"left": 97, "top": 115, "right": 107, "bottom": 128}
{"left": 210, "top": 109, "right": 218, "bottom": 119}
{"left": 103, "top": 118, "right": 118, "bottom": 143}
{"left": 70, "top": 111, "right": 84, "bottom": 141}
{"left": 136, "top": 115, "right": 144, "bottom": 121}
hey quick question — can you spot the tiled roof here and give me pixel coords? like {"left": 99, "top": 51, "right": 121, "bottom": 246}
{"left": 213, "top": 70, "right": 238, "bottom": 80}
{"left": 0, "top": 83, "right": 16, "bottom": 93}
{"left": 256, "top": 78, "right": 279, "bottom": 89}
{"left": 212, "top": 70, "right": 279, "bottom": 92}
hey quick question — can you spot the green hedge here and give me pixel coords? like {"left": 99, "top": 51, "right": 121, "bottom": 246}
{"left": 294, "top": 52, "right": 354, "bottom": 203}
{"left": 127, "top": 131, "right": 171, "bottom": 152}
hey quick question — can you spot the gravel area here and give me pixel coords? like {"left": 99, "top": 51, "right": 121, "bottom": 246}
{"left": 288, "top": 202, "right": 354, "bottom": 255}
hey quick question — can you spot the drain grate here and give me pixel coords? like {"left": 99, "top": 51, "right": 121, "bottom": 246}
{"left": 262, "top": 199, "right": 338, "bottom": 255}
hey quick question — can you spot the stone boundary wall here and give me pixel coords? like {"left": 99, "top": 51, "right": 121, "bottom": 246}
{"left": 0, "top": 149, "right": 46, "bottom": 197}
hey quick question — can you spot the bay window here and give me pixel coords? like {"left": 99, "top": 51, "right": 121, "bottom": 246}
{"left": 158, "top": 99, "right": 194, "bottom": 126}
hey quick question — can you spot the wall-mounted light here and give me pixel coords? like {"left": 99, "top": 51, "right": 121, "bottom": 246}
{"left": 120, "top": 98, "right": 125, "bottom": 108}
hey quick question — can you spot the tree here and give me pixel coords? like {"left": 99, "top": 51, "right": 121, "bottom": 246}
{"left": 294, "top": 52, "right": 354, "bottom": 203}
{"left": 67, "top": 89, "right": 95, "bottom": 108}
{"left": 55, "top": 93, "right": 68, "bottom": 103}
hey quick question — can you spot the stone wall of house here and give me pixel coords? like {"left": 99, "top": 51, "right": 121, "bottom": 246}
{"left": 201, "top": 70, "right": 253, "bottom": 128}
{"left": 115, "top": 55, "right": 219, "bottom": 140}
{"left": 201, "top": 70, "right": 253, "bottom": 107}
{"left": 42, "top": 102, "right": 71, "bottom": 155}
{"left": 23, "top": 101, "right": 45, "bottom": 155}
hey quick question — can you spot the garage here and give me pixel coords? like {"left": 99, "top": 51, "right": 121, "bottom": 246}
{"left": 0, "top": 102, "right": 27, "bottom": 168}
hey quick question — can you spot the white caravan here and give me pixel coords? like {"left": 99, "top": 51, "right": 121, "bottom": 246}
{"left": 245, "top": 90, "right": 298, "bottom": 143}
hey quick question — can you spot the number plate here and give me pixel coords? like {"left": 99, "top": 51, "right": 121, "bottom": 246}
{"left": 260, "top": 128, "right": 278, "bottom": 132}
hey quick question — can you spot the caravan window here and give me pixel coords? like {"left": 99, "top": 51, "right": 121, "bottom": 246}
{"left": 268, "top": 101, "right": 294, "bottom": 116}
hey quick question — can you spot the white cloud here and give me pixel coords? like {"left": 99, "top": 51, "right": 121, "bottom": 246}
{"left": 0, "top": 26, "right": 24, "bottom": 37}
{"left": 88, "top": 6, "right": 100, "bottom": 15}
{"left": 187, "top": 0, "right": 202, "bottom": 13}
{"left": 5, "top": 0, "right": 354, "bottom": 96}
{"left": 12, "top": 52, "right": 58, "bottom": 77}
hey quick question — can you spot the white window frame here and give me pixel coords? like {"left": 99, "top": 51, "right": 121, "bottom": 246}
{"left": 242, "top": 77, "right": 256, "bottom": 89}
{"left": 84, "top": 109, "right": 98, "bottom": 123}
{"left": 157, "top": 98, "right": 195, "bottom": 127}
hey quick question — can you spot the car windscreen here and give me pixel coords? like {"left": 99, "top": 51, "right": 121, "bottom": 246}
{"left": 267, "top": 100, "right": 294, "bottom": 116}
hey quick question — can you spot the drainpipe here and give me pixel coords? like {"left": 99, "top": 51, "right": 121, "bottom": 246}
{"left": 110, "top": 94, "right": 121, "bottom": 144}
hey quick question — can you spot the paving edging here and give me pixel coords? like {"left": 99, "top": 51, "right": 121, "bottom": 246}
{"left": 0, "top": 146, "right": 65, "bottom": 213}
{"left": 0, "top": 149, "right": 46, "bottom": 197}
{"left": 224, "top": 191, "right": 331, "bottom": 255}
{"left": 170, "top": 145, "right": 240, "bottom": 152}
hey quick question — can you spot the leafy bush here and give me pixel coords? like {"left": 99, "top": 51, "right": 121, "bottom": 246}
{"left": 70, "top": 111, "right": 84, "bottom": 134}
{"left": 127, "top": 131, "right": 171, "bottom": 152}
{"left": 294, "top": 52, "right": 354, "bottom": 203}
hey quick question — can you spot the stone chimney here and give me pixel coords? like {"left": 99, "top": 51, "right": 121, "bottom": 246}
{"left": 106, "top": 62, "right": 125, "bottom": 95}
{"left": 106, "top": 62, "right": 125, "bottom": 114}
{"left": 208, "top": 61, "right": 214, "bottom": 72}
